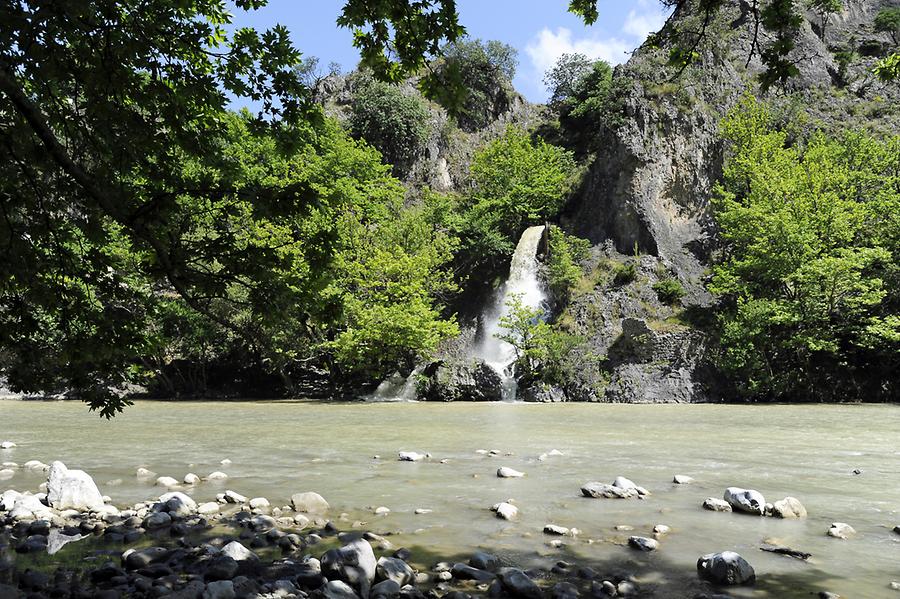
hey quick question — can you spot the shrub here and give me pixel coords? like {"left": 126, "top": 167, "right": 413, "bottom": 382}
{"left": 612, "top": 261, "right": 637, "bottom": 286}
{"left": 874, "top": 8, "right": 900, "bottom": 45}
{"left": 349, "top": 77, "right": 431, "bottom": 177}
{"left": 653, "top": 277, "right": 686, "bottom": 305}
{"left": 546, "top": 226, "right": 590, "bottom": 301}
{"left": 436, "top": 39, "right": 519, "bottom": 131}
{"left": 555, "top": 59, "right": 623, "bottom": 154}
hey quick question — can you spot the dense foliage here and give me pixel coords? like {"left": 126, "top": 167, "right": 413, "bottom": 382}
{"left": 435, "top": 39, "right": 519, "bottom": 131}
{"left": 711, "top": 97, "right": 900, "bottom": 402}
{"left": 552, "top": 58, "right": 622, "bottom": 154}
{"left": 497, "top": 295, "right": 582, "bottom": 388}
{"left": 348, "top": 77, "right": 433, "bottom": 177}
{"left": 546, "top": 226, "right": 591, "bottom": 303}
{"left": 456, "top": 127, "right": 576, "bottom": 273}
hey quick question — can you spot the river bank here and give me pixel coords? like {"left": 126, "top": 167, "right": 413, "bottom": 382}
{"left": 0, "top": 401, "right": 898, "bottom": 597}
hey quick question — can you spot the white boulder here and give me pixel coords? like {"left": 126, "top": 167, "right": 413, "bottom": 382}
{"left": 724, "top": 487, "right": 765, "bottom": 515}
{"left": 497, "top": 467, "right": 524, "bottom": 478}
{"left": 291, "top": 491, "right": 329, "bottom": 513}
{"left": 47, "top": 461, "right": 104, "bottom": 511}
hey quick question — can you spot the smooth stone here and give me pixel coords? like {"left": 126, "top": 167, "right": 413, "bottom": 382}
{"left": 0, "top": 469, "right": 13, "bottom": 480}
{"left": 543, "top": 524, "right": 570, "bottom": 536}
{"left": 628, "top": 536, "right": 659, "bottom": 552}
{"left": 673, "top": 474, "right": 694, "bottom": 484}
{"left": 248, "top": 497, "right": 269, "bottom": 509}
{"left": 469, "top": 551, "right": 500, "bottom": 572}
{"left": 497, "top": 568, "right": 542, "bottom": 599}
{"left": 136, "top": 467, "right": 156, "bottom": 477}
{"left": 292, "top": 491, "right": 329, "bottom": 513}
{"left": 207, "top": 471, "right": 228, "bottom": 480}
{"left": 198, "top": 502, "right": 220, "bottom": 515}
{"left": 497, "top": 467, "right": 524, "bottom": 478}
{"left": 653, "top": 524, "right": 671, "bottom": 536}
{"left": 724, "top": 487, "right": 766, "bottom": 515}
{"left": 143, "top": 512, "right": 172, "bottom": 529}
{"left": 155, "top": 476, "right": 179, "bottom": 488}
{"left": 697, "top": 551, "right": 756, "bottom": 585}
{"left": 492, "top": 502, "right": 518, "bottom": 520}
{"left": 771, "top": 497, "right": 807, "bottom": 519}
{"left": 374, "top": 506, "right": 390, "bottom": 515}
{"left": 321, "top": 538, "right": 377, "bottom": 598}
{"left": 617, "top": 581, "right": 637, "bottom": 596}
{"left": 158, "top": 491, "right": 198, "bottom": 517}
{"left": 450, "top": 563, "right": 495, "bottom": 582}
{"left": 827, "top": 522, "right": 856, "bottom": 539}
{"left": 319, "top": 580, "right": 360, "bottom": 599}
{"left": 0, "top": 441, "right": 16, "bottom": 449}
{"left": 703, "top": 497, "right": 732, "bottom": 512}
{"left": 23, "top": 460, "right": 49, "bottom": 471}
{"left": 223, "top": 490, "right": 247, "bottom": 504}
{"left": 125, "top": 547, "right": 169, "bottom": 570}
{"left": 414, "top": 508, "right": 432, "bottom": 515}
{"left": 398, "top": 451, "right": 428, "bottom": 462}
{"left": 221, "top": 540, "right": 258, "bottom": 561}
{"left": 47, "top": 461, "right": 104, "bottom": 510}
{"left": 581, "top": 482, "right": 638, "bottom": 499}
{"left": 203, "top": 580, "right": 235, "bottom": 599}
{"left": 183, "top": 473, "right": 201, "bottom": 485}
{"left": 371, "top": 579, "right": 402, "bottom": 599}
{"left": 204, "top": 555, "right": 239, "bottom": 581}
{"left": 376, "top": 556, "right": 414, "bottom": 586}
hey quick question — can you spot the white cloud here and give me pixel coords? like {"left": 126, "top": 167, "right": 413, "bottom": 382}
{"left": 623, "top": 0, "right": 669, "bottom": 40}
{"left": 525, "top": 27, "right": 632, "bottom": 76}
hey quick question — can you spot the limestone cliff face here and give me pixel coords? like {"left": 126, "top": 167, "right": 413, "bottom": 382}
{"left": 548, "top": 0, "right": 900, "bottom": 403}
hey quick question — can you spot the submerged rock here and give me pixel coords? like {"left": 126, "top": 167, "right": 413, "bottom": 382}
{"left": 771, "top": 496, "right": 807, "bottom": 519}
{"left": 398, "top": 451, "right": 428, "bottom": 462}
{"left": 628, "top": 536, "right": 659, "bottom": 551}
{"left": 702, "top": 497, "right": 732, "bottom": 512}
{"left": 498, "top": 568, "right": 543, "bottom": 599}
{"left": 673, "top": 474, "right": 694, "bottom": 484}
{"left": 724, "top": 487, "right": 765, "bottom": 515}
{"left": 697, "top": 551, "right": 755, "bottom": 585}
{"left": 497, "top": 467, "right": 524, "bottom": 478}
{"left": 46, "top": 461, "right": 104, "bottom": 511}
{"left": 0, "top": 441, "right": 15, "bottom": 449}
{"left": 492, "top": 501, "right": 518, "bottom": 520}
{"left": 827, "top": 522, "right": 856, "bottom": 539}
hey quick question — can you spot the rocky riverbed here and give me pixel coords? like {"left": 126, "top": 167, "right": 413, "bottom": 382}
{"left": 0, "top": 456, "right": 896, "bottom": 598}
{"left": 1, "top": 401, "right": 898, "bottom": 598}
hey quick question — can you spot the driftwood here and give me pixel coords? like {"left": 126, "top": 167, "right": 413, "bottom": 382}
{"left": 760, "top": 545, "right": 812, "bottom": 560}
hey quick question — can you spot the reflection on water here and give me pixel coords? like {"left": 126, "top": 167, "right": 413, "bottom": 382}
{"left": 0, "top": 400, "right": 898, "bottom": 597}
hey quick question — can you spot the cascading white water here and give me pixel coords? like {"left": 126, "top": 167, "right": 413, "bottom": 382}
{"left": 366, "top": 366, "right": 422, "bottom": 402}
{"left": 475, "top": 225, "right": 547, "bottom": 400}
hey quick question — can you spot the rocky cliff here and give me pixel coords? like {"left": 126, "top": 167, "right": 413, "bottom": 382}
{"left": 547, "top": 0, "right": 900, "bottom": 403}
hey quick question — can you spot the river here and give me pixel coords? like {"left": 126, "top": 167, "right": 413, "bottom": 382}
{"left": 1, "top": 400, "right": 898, "bottom": 597}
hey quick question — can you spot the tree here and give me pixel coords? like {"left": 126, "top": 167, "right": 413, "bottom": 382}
{"left": 461, "top": 126, "right": 576, "bottom": 270}
{"left": 710, "top": 96, "right": 900, "bottom": 402}
{"left": 497, "top": 294, "right": 581, "bottom": 387}
{"left": 544, "top": 53, "right": 594, "bottom": 107}
{"left": 807, "top": 0, "right": 842, "bottom": 40}
{"left": 434, "top": 39, "right": 519, "bottom": 131}
{"left": 874, "top": 8, "right": 900, "bottom": 45}
{"left": 546, "top": 226, "right": 590, "bottom": 302}
{"left": 556, "top": 59, "right": 621, "bottom": 153}
{"left": 349, "top": 77, "right": 432, "bottom": 177}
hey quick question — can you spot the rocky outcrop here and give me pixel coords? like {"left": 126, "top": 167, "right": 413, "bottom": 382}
{"left": 553, "top": 0, "right": 899, "bottom": 404}
{"left": 418, "top": 359, "right": 503, "bottom": 402}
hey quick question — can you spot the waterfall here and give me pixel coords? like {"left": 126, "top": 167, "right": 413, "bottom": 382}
{"left": 475, "top": 225, "right": 547, "bottom": 400}
{"left": 365, "top": 367, "right": 422, "bottom": 402}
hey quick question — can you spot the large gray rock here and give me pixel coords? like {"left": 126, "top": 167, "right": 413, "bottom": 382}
{"left": 771, "top": 496, "right": 807, "bottom": 519}
{"left": 375, "top": 556, "right": 413, "bottom": 586}
{"left": 321, "top": 539, "right": 377, "bottom": 598}
{"left": 581, "top": 482, "right": 638, "bottom": 499}
{"left": 291, "top": 491, "right": 329, "bottom": 513}
{"left": 46, "top": 461, "right": 104, "bottom": 511}
{"left": 724, "top": 487, "right": 765, "bottom": 515}
{"left": 697, "top": 551, "right": 755, "bottom": 585}
{"left": 156, "top": 491, "right": 197, "bottom": 518}
{"left": 418, "top": 359, "right": 503, "bottom": 402}
{"left": 498, "top": 568, "right": 543, "bottom": 599}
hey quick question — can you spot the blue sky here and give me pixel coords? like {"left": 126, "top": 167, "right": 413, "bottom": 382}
{"left": 229, "top": 1, "right": 671, "bottom": 103}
